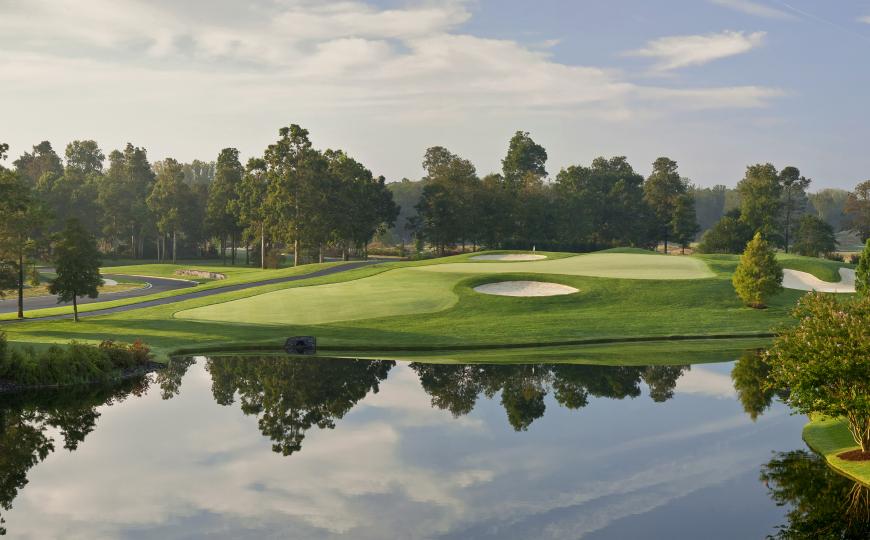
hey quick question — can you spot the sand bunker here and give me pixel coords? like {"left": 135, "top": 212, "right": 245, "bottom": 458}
{"left": 101, "top": 278, "right": 118, "bottom": 286}
{"left": 470, "top": 254, "right": 547, "bottom": 261}
{"left": 474, "top": 281, "right": 578, "bottom": 297}
{"left": 782, "top": 268, "right": 855, "bottom": 293}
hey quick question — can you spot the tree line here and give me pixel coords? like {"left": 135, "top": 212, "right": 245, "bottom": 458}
{"left": 0, "top": 125, "right": 400, "bottom": 315}
{"left": 385, "top": 131, "right": 868, "bottom": 257}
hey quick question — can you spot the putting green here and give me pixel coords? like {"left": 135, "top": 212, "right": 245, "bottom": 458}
{"left": 176, "top": 252, "right": 714, "bottom": 326}
{"left": 419, "top": 253, "right": 714, "bottom": 279}
{"left": 176, "top": 269, "right": 461, "bottom": 325}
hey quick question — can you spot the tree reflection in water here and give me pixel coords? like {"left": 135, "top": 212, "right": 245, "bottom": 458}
{"left": 410, "top": 362, "right": 690, "bottom": 431}
{"left": 205, "top": 356, "right": 395, "bottom": 455}
{"left": 762, "top": 450, "right": 869, "bottom": 539}
{"left": 0, "top": 356, "right": 193, "bottom": 536}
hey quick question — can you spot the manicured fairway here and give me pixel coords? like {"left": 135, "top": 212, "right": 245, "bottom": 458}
{"left": 416, "top": 252, "right": 714, "bottom": 279}
{"left": 177, "top": 252, "right": 714, "bottom": 325}
{"left": 178, "top": 269, "right": 461, "bottom": 325}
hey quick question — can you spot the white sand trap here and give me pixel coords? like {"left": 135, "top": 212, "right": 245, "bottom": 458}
{"left": 474, "top": 280, "right": 578, "bottom": 297}
{"left": 782, "top": 268, "right": 855, "bottom": 293}
{"left": 471, "top": 253, "right": 547, "bottom": 261}
{"left": 101, "top": 278, "right": 118, "bottom": 286}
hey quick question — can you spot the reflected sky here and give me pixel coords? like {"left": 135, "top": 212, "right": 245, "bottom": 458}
{"left": 0, "top": 358, "right": 813, "bottom": 539}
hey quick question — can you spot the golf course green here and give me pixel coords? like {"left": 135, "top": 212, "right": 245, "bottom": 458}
{"left": 0, "top": 249, "right": 854, "bottom": 363}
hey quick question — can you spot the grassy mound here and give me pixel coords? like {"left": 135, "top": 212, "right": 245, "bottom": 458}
{"left": 803, "top": 417, "right": 870, "bottom": 486}
{"left": 778, "top": 254, "right": 853, "bottom": 283}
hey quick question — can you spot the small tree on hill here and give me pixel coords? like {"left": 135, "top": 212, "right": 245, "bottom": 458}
{"left": 857, "top": 238, "right": 870, "bottom": 297}
{"left": 767, "top": 292, "right": 870, "bottom": 453}
{"left": 732, "top": 232, "right": 783, "bottom": 308}
{"left": 49, "top": 219, "right": 102, "bottom": 322}
{"left": 671, "top": 194, "right": 699, "bottom": 254}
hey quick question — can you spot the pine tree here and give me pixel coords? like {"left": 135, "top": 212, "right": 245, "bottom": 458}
{"left": 856, "top": 239, "right": 870, "bottom": 297}
{"left": 732, "top": 232, "right": 783, "bottom": 308}
{"left": 49, "top": 219, "right": 102, "bottom": 322}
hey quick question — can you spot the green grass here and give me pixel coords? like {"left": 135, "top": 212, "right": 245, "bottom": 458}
{"left": 413, "top": 252, "right": 714, "bottom": 279}
{"left": 2, "top": 250, "right": 800, "bottom": 362}
{"left": 803, "top": 416, "right": 870, "bottom": 486}
{"left": 0, "top": 261, "right": 348, "bottom": 321}
{"left": 777, "top": 254, "right": 853, "bottom": 282}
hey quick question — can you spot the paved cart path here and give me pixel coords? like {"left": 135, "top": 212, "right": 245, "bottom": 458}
{"left": 1, "top": 261, "right": 379, "bottom": 322}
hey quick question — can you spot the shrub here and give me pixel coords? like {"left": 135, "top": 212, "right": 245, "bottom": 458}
{"left": 857, "top": 239, "right": 870, "bottom": 297}
{"left": 264, "top": 249, "right": 284, "bottom": 269}
{"left": 0, "top": 338, "right": 153, "bottom": 387}
{"left": 732, "top": 232, "right": 783, "bottom": 308}
{"left": 823, "top": 252, "right": 844, "bottom": 262}
{"left": 767, "top": 292, "right": 870, "bottom": 452}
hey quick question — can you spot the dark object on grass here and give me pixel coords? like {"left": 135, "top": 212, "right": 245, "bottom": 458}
{"left": 285, "top": 336, "right": 316, "bottom": 355}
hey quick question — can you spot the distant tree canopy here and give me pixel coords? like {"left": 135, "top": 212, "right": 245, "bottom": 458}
{"left": 0, "top": 127, "right": 858, "bottom": 277}
{"left": 792, "top": 214, "right": 836, "bottom": 257}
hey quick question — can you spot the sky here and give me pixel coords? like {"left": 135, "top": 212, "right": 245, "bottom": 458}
{"left": 1, "top": 0, "right": 869, "bottom": 189}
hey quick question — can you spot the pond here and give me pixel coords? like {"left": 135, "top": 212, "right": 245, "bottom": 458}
{"left": 1, "top": 356, "right": 867, "bottom": 538}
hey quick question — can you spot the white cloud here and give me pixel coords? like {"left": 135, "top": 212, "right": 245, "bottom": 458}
{"left": 0, "top": 0, "right": 784, "bottom": 182}
{"left": 859, "top": 15, "right": 870, "bottom": 24}
{"left": 628, "top": 30, "right": 767, "bottom": 71}
{"left": 709, "top": 0, "right": 796, "bottom": 20}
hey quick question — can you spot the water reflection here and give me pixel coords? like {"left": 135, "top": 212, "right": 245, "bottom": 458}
{"left": 762, "top": 450, "right": 869, "bottom": 538}
{"left": 0, "top": 379, "right": 149, "bottom": 535}
{"left": 206, "top": 356, "right": 394, "bottom": 455}
{"left": 0, "top": 359, "right": 192, "bottom": 535}
{"left": 0, "top": 356, "right": 842, "bottom": 538}
{"left": 411, "top": 362, "right": 689, "bottom": 431}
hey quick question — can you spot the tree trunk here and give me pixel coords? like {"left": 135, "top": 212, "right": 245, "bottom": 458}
{"left": 261, "top": 223, "right": 266, "bottom": 269}
{"left": 245, "top": 243, "right": 249, "bottom": 266}
{"left": 663, "top": 233, "right": 668, "bottom": 255}
{"left": 319, "top": 243, "right": 324, "bottom": 264}
{"left": 172, "top": 230, "right": 177, "bottom": 263}
{"left": 221, "top": 235, "right": 226, "bottom": 265}
{"left": 294, "top": 237, "right": 299, "bottom": 267}
{"left": 342, "top": 245, "right": 348, "bottom": 261}
{"left": 72, "top": 295, "right": 79, "bottom": 323}
{"left": 17, "top": 250, "right": 24, "bottom": 319}
{"left": 131, "top": 225, "right": 136, "bottom": 259}
{"left": 231, "top": 233, "right": 236, "bottom": 265}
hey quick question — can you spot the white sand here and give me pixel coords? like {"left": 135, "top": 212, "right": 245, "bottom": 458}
{"left": 470, "top": 254, "right": 547, "bottom": 261}
{"left": 473, "top": 280, "right": 578, "bottom": 297}
{"left": 101, "top": 278, "right": 118, "bottom": 286}
{"left": 782, "top": 268, "right": 855, "bottom": 293}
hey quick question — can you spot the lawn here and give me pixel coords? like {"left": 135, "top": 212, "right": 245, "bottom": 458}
{"left": 2, "top": 250, "right": 805, "bottom": 363}
{"left": 803, "top": 416, "right": 870, "bottom": 486}
{"left": 0, "top": 261, "right": 348, "bottom": 321}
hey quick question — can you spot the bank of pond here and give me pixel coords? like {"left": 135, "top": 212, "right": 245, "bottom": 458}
{"left": 0, "top": 355, "right": 867, "bottom": 538}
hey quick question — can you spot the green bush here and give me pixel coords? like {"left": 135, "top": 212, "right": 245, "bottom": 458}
{"left": 0, "top": 337, "right": 153, "bottom": 387}
{"left": 732, "top": 232, "right": 783, "bottom": 308}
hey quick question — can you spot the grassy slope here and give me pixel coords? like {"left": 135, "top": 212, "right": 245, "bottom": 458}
{"left": 2, "top": 250, "right": 799, "bottom": 363}
{"left": 803, "top": 417, "right": 870, "bottom": 486}
{"left": 177, "top": 253, "right": 714, "bottom": 325}
{"left": 0, "top": 262, "right": 346, "bottom": 321}
{"left": 777, "top": 254, "right": 853, "bottom": 282}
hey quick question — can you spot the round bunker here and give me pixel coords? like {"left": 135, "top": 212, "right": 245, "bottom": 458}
{"left": 474, "top": 280, "right": 578, "bottom": 297}
{"left": 470, "top": 253, "right": 547, "bottom": 261}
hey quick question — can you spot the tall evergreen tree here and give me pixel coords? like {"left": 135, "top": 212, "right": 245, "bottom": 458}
{"left": 231, "top": 158, "right": 270, "bottom": 268}
{"left": 737, "top": 163, "right": 782, "bottom": 240}
{"left": 779, "top": 166, "right": 811, "bottom": 253}
{"left": 207, "top": 148, "right": 243, "bottom": 264}
{"left": 147, "top": 158, "right": 189, "bottom": 263}
{"left": 644, "top": 157, "right": 688, "bottom": 253}
{"left": 12, "top": 141, "right": 63, "bottom": 186}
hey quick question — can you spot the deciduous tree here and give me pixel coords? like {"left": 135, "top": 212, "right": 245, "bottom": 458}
{"left": 49, "top": 219, "right": 102, "bottom": 322}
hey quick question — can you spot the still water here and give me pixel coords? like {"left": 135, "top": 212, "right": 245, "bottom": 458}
{"left": 1, "top": 357, "right": 867, "bottom": 539}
